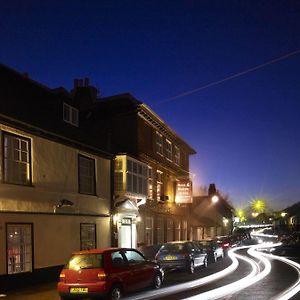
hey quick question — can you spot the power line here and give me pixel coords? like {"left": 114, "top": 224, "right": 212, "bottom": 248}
{"left": 156, "top": 49, "right": 300, "bottom": 104}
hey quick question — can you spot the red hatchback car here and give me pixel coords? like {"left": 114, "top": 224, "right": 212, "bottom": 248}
{"left": 57, "top": 247, "right": 164, "bottom": 300}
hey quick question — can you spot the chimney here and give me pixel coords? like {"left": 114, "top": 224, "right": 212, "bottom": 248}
{"left": 208, "top": 183, "right": 217, "bottom": 197}
{"left": 72, "top": 78, "right": 98, "bottom": 109}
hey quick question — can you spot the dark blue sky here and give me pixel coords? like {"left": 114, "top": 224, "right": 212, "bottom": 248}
{"left": 1, "top": 1, "right": 300, "bottom": 210}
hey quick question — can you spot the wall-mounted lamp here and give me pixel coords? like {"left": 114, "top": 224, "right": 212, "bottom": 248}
{"left": 53, "top": 199, "right": 74, "bottom": 213}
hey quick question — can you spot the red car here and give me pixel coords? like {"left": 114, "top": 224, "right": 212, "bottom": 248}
{"left": 57, "top": 247, "right": 164, "bottom": 300}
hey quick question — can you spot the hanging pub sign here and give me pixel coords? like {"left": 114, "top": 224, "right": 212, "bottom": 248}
{"left": 175, "top": 180, "right": 193, "bottom": 204}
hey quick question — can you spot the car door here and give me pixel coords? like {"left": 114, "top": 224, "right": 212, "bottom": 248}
{"left": 123, "top": 249, "right": 153, "bottom": 290}
{"left": 110, "top": 250, "right": 134, "bottom": 293}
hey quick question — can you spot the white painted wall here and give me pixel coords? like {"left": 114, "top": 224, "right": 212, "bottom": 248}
{"left": 0, "top": 124, "right": 112, "bottom": 276}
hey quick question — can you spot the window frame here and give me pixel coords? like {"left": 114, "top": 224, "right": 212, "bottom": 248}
{"left": 63, "top": 102, "right": 79, "bottom": 127}
{"left": 126, "top": 158, "right": 148, "bottom": 196}
{"left": 165, "top": 139, "right": 172, "bottom": 161}
{"left": 2, "top": 131, "right": 32, "bottom": 186}
{"left": 156, "top": 170, "right": 163, "bottom": 201}
{"left": 6, "top": 223, "right": 33, "bottom": 275}
{"left": 78, "top": 154, "right": 96, "bottom": 195}
{"left": 148, "top": 166, "right": 153, "bottom": 200}
{"left": 80, "top": 223, "right": 96, "bottom": 251}
{"left": 155, "top": 131, "right": 163, "bottom": 156}
{"left": 174, "top": 145, "right": 180, "bottom": 165}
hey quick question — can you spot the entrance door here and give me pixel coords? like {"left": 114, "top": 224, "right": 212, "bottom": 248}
{"left": 118, "top": 218, "right": 133, "bottom": 248}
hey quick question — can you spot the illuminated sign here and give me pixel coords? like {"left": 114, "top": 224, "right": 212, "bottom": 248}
{"left": 121, "top": 218, "right": 132, "bottom": 225}
{"left": 175, "top": 180, "right": 193, "bottom": 204}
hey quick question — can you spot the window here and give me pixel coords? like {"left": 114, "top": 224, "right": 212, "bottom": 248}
{"left": 126, "top": 158, "right": 148, "bottom": 195}
{"left": 78, "top": 155, "right": 96, "bottom": 195}
{"left": 156, "top": 217, "right": 164, "bottom": 244}
{"left": 174, "top": 146, "right": 180, "bottom": 165}
{"left": 181, "top": 220, "right": 187, "bottom": 240}
{"left": 148, "top": 167, "right": 153, "bottom": 199}
{"left": 80, "top": 223, "right": 96, "bottom": 250}
{"left": 7, "top": 223, "right": 33, "bottom": 274}
{"left": 156, "top": 170, "right": 163, "bottom": 201}
{"left": 167, "top": 219, "right": 174, "bottom": 242}
{"left": 145, "top": 217, "right": 153, "bottom": 246}
{"left": 3, "top": 132, "right": 31, "bottom": 185}
{"left": 123, "top": 250, "right": 145, "bottom": 264}
{"left": 111, "top": 251, "right": 126, "bottom": 267}
{"left": 165, "top": 139, "right": 172, "bottom": 161}
{"left": 174, "top": 220, "right": 181, "bottom": 241}
{"left": 114, "top": 158, "right": 123, "bottom": 192}
{"left": 66, "top": 254, "right": 103, "bottom": 270}
{"left": 156, "top": 131, "right": 163, "bottom": 155}
{"left": 63, "top": 103, "right": 79, "bottom": 127}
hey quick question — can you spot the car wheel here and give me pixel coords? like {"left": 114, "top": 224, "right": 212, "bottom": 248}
{"left": 153, "top": 273, "right": 162, "bottom": 289}
{"left": 109, "top": 284, "right": 122, "bottom": 300}
{"left": 188, "top": 260, "right": 195, "bottom": 274}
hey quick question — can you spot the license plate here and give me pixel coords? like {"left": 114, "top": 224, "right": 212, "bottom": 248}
{"left": 164, "top": 255, "right": 177, "bottom": 260}
{"left": 70, "top": 287, "right": 88, "bottom": 293}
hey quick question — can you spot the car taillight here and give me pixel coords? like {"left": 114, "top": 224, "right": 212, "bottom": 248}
{"left": 59, "top": 272, "right": 66, "bottom": 282}
{"left": 183, "top": 252, "right": 191, "bottom": 258}
{"left": 97, "top": 271, "right": 107, "bottom": 281}
{"left": 223, "top": 243, "right": 230, "bottom": 247}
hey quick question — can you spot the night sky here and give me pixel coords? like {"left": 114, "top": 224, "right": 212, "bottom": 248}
{"left": 1, "top": 1, "right": 300, "bottom": 211}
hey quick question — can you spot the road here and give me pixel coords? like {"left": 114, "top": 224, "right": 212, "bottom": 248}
{"left": 2, "top": 240, "right": 300, "bottom": 300}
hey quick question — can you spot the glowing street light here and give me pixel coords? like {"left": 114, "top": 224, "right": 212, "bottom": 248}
{"left": 212, "top": 195, "right": 219, "bottom": 203}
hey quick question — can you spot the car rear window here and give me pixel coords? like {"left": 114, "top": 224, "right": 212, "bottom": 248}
{"left": 160, "top": 243, "right": 186, "bottom": 253}
{"left": 65, "top": 254, "right": 103, "bottom": 270}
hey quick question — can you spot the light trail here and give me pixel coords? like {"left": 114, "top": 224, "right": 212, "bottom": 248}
{"left": 125, "top": 247, "right": 242, "bottom": 300}
{"left": 184, "top": 243, "right": 273, "bottom": 300}
{"left": 261, "top": 251, "right": 300, "bottom": 300}
{"left": 127, "top": 242, "right": 300, "bottom": 300}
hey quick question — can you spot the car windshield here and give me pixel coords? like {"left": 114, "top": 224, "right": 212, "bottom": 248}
{"left": 65, "top": 254, "right": 103, "bottom": 270}
{"left": 160, "top": 243, "right": 186, "bottom": 253}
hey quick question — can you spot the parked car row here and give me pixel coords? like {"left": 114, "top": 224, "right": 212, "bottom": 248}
{"left": 57, "top": 236, "right": 237, "bottom": 300}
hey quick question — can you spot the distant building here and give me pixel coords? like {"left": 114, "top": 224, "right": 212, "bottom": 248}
{"left": 274, "top": 201, "right": 300, "bottom": 233}
{"left": 192, "top": 184, "right": 234, "bottom": 238}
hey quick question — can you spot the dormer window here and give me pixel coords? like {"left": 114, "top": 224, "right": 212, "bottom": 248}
{"left": 63, "top": 103, "right": 79, "bottom": 127}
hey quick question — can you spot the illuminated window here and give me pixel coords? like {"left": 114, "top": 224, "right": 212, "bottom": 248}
{"left": 148, "top": 167, "right": 153, "bottom": 199}
{"left": 3, "top": 132, "right": 31, "bottom": 185}
{"left": 126, "top": 158, "right": 148, "bottom": 195}
{"left": 156, "top": 170, "right": 163, "bottom": 201}
{"left": 156, "top": 131, "right": 163, "bottom": 155}
{"left": 80, "top": 223, "right": 96, "bottom": 250}
{"left": 7, "top": 223, "right": 32, "bottom": 274}
{"left": 114, "top": 158, "right": 123, "bottom": 192}
{"left": 165, "top": 139, "right": 172, "bottom": 161}
{"left": 63, "top": 103, "right": 79, "bottom": 127}
{"left": 174, "top": 146, "right": 180, "bottom": 165}
{"left": 78, "top": 154, "right": 96, "bottom": 195}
